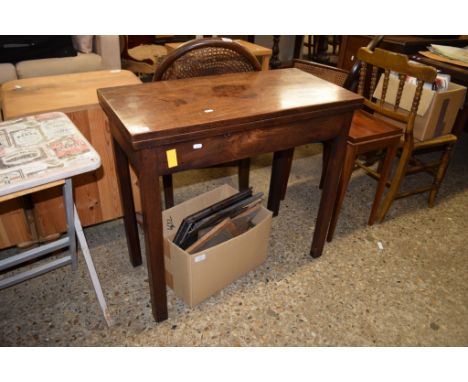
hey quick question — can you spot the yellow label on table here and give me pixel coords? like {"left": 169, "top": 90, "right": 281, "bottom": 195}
{"left": 166, "top": 149, "right": 178, "bottom": 168}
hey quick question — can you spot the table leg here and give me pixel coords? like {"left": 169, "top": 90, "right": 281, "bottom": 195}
{"left": 73, "top": 205, "right": 112, "bottom": 327}
{"left": 138, "top": 150, "right": 168, "bottom": 322}
{"left": 310, "top": 113, "right": 353, "bottom": 258}
{"left": 270, "top": 36, "right": 281, "bottom": 69}
{"left": 280, "top": 149, "right": 295, "bottom": 201}
{"left": 162, "top": 174, "right": 174, "bottom": 209}
{"left": 238, "top": 158, "right": 250, "bottom": 191}
{"left": 268, "top": 148, "right": 294, "bottom": 216}
{"left": 326, "top": 142, "right": 357, "bottom": 242}
{"left": 111, "top": 137, "right": 142, "bottom": 266}
{"left": 261, "top": 56, "right": 271, "bottom": 71}
{"left": 63, "top": 178, "right": 77, "bottom": 271}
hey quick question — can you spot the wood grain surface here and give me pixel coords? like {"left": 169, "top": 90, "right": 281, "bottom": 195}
{"left": 1, "top": 70, "right": 141, "bottom": 119}
{"left": 98, "top": 68, "right": 363, "bottom": 148}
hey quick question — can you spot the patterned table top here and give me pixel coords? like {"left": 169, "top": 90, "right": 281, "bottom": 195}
{"left": 0, "top": 112, "right": 101, "bottom": 197}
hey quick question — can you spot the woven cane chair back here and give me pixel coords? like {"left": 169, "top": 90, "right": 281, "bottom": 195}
{"left": 153, "top": 38, "right": 261, "bottom": 81}
{"left": 292, "top": 59, "right": 348, "bottom": 87}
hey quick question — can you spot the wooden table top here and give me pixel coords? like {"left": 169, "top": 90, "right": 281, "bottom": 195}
{"left": 0, "top": 112, "right": 100, "bottom": 197}
{"left": 165, "top": 39, "right": 272, "bottom": 56}
{"left": 98, "top": 68, "right": 363, "bottom": 148}
{"left": 1, "top": 70, "right": 141, "bottom": 120}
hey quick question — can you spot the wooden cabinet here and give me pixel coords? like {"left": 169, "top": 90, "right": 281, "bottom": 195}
{"left": 0, "top": 70, "right": 142, "bottom": 248}
{"left": 337, "top": 36, "right": 372, "bottom": 71}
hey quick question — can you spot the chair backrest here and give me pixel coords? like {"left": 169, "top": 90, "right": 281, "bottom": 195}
{"left": 356, "top": 47, "right": 437, "bottom": 137}
{"left": 293, "top": 35, "right": 384, "bottom": 91}
{"left": 293, "top": 60, "right": 349, "bottom": 87}
{"left": 153, "top": 38, "right": 261, "bottom": 81}
{"left": 343, "top": 35, "right": 384, "bottom": 91}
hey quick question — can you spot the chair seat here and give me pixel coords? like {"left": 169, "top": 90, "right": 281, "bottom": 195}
{"left": 349, "top": 110, "right": 402, "bottom": 143}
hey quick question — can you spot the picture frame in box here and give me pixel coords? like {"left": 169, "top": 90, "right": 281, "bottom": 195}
{"left": 162, "top": 184, "right": 272, "bottom": 307}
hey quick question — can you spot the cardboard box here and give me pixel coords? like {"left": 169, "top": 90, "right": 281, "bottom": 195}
{"left": 162, "top": 184, "right": 272, "bottom": 307}
{"left": 373, "top": 75, "right": 466, "bottom": 141}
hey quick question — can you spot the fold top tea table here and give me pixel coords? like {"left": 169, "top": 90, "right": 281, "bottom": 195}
{"left": 98, "top": 68, "right": 363, "bottom": 322}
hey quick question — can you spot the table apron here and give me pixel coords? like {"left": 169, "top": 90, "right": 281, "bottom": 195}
{"left": 150, "top": 113, "right": 348, "bottom": 175}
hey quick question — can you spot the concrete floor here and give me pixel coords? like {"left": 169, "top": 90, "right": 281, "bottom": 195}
{"left": 1, "top": 134, "right": 467, "bottom": 346}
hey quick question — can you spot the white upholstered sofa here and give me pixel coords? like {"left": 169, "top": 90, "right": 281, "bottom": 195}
{"left": 0, "top": 35, "right": 121, "bottom": 85}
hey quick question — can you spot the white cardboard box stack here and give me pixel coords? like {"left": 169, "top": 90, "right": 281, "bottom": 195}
{"left": 374, "top": 75, "right": 466, "bottom": 141}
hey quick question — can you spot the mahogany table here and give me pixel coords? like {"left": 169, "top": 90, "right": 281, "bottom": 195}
{"left": 98, "top": 68, "right": 363, "bottom": 322}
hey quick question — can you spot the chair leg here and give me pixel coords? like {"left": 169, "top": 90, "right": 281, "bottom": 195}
{"left": 428, "top": 143, "right": 455, "bottom": 207}
{"left": 368, "top": 141, "right": 398, "bottom": 225}
{"left": 376, "top": 154, "right": 384, "bottom": 174}
{"left": 238, "top": 158, "right": 250, "bottom": 191}
{"left": 319, "top": 141, "right": 331, "bottom": 190}
{"left": 377, "top": 143, "right": 412, "bottom": 222}
{"left": 162, "top": 174, "right": 174, "bottom": 209}
{"left": 327, "top": 143, "right": 357, "bottom": 242}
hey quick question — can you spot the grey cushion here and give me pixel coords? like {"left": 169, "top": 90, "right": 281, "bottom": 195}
{"left": 0, "top": 63, "right": 17, "bottom": 84}
{"left": 72, "top": 35, "right": 94, "bottom": 53}
{"left": 16, "top": 53, "right": 103, "bottom": 79}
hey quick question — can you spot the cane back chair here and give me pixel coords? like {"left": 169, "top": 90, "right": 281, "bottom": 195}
{"left": 153, "top": 37, "right": 261, "bottom": 208}
{"left": 278, "top": 37, "right": 395, "bottom": 239}
{"left": 280, "top": 36, "right": 384, "bottom": 201}
{"left": 292, "top": 55, "right": 403, "bottom": 241}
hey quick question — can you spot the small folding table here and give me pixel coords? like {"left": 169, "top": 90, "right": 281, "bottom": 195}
{"left": 0, "top": 112, "right": 111, "bottom": 325}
